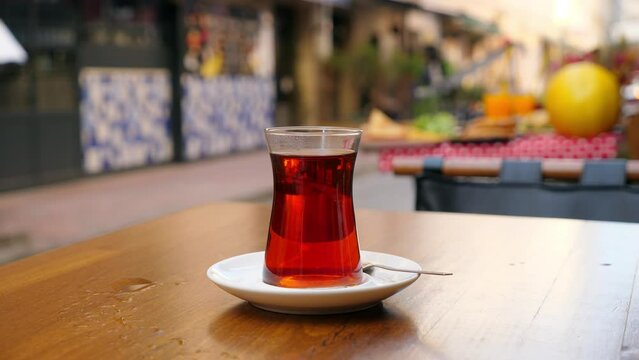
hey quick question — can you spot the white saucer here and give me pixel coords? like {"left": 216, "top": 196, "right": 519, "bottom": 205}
{"left": 206, "top": 251, "right": 421, "bottom": 315}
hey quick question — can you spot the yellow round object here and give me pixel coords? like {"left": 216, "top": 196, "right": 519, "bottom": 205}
{"left": 545, "top": 62, "right": 620, "bottom": 137}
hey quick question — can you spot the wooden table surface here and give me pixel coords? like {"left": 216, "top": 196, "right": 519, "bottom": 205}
{"left": 1, "top": 202, "right": 638, "bottom": 360}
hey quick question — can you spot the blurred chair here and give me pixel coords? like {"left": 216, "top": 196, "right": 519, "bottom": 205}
{"left": 394, "top": 157, "right": 639, "bottom": 223}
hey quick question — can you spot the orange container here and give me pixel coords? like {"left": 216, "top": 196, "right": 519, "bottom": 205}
{"left": 484, "top": 93, "right": 537, "bottom": 118}
{"left": 511, "top": 94, "right": 536, "bottom": 115}
{"left": 483, "top": 93, "right": 512, "bottom": 118}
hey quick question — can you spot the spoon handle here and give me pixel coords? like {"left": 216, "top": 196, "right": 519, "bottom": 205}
{"left": 370, "top": 264, "right": 453, "bottom": 276}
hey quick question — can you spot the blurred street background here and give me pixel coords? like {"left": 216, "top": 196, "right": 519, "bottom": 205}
{"left": 1, "top": 0, "right": 639, "bottom": 263}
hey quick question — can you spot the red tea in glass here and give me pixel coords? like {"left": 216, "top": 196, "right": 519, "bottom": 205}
{"left": 263, "top": 128, "right": 363, "bottom": 288}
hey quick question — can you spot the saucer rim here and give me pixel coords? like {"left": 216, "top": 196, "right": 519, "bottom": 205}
{"left": 206, "top": 250, "right": 421, "bottom": 295}
{"left": 206, "top": 251, "right": 422, "bottom": 314}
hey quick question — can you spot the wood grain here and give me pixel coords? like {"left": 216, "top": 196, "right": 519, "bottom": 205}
{"left": 1, "top": 202, "right": 638, "bottom": 359}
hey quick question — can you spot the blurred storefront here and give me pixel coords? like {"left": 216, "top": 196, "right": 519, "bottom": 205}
{"left": 0, "top": 0, "right": 352, "bottom": 191}
{"left": 0, "top": 0, "right": 80, "bottom": 190}
{"left": 80, "top": 0, "right": 276, "bottom": 171}
{"left": 77, "top": 0, "right": 176, "bottom": 174}
{"left": 1, "top": 0, "right": 619, "bottom": 191}
{"left": 0, "top": 0, "right": 278, "bottom": 190}
{"left": 180, "top": 1, "right": 275, "bottom": 161}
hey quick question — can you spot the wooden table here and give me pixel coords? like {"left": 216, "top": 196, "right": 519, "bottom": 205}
{"left": 1, "top": 202, "right": 638, "bottom": 360}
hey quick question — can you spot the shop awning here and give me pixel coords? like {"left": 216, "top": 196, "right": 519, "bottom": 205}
{"left": 301, "top": 0, "right": 352, "bottom": 6}
{"left": 0, "top": 19, "right": 27, "bottom": 65}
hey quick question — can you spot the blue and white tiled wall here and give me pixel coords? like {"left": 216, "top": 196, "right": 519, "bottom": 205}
{"left": 80, "top": 68, "right": 173, "bottom": 174}
{"left": 79, "top": 69, "right": 275, "bottom": 171}
{"left": 181, "top": 75, "right": 275, "bottom": 160}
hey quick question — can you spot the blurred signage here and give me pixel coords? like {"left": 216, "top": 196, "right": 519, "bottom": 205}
{"left": 184, "top": 3, "right": 274, "bottom": 78}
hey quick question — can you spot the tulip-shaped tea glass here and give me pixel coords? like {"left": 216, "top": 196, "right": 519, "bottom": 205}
{"left": 263, "top": 127, "right": 363, "bottom": 288}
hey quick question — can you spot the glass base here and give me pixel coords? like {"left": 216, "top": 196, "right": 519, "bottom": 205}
{"left": 263, "top": 268, "right": 363, "bottom": 289}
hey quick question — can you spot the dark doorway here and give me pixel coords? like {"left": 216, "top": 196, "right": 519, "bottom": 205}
{"left": 0, "top": 0, "right": 81, "bottom": 191}
{"left": 274, "top": 5, "right": 296, "bottom": 126}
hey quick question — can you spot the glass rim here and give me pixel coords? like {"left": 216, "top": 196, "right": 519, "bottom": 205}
{"left": 264, "top": 126, "right": 362, "bottom": 136}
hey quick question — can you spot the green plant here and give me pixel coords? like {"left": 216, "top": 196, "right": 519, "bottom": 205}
{"left": 388, "top": 52, "right": 424, "bottom": 82}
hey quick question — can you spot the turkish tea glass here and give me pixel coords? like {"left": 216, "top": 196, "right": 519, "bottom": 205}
{"left": 263, "top": 127, "right": 363, "bottom": 288}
